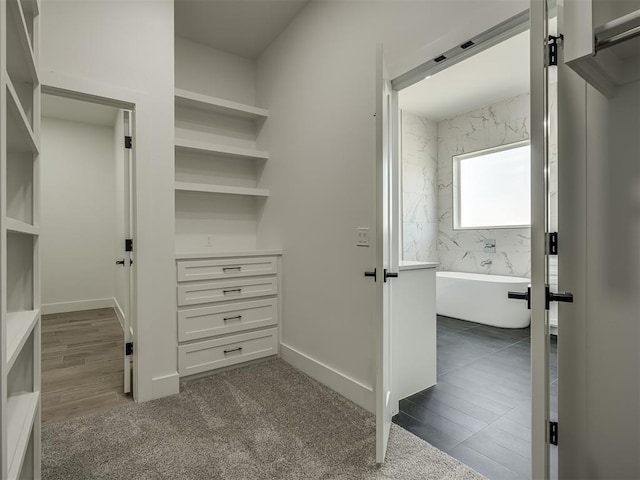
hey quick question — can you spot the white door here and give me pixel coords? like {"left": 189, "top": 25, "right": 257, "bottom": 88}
{"left": 122, "top": 110, "right": 134, "bottom": 395}
{"left": 375, "top": 44, "right": 400, "bottom": 465}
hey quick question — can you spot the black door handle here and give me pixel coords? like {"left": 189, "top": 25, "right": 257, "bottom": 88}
{"left": 364, "top": 268, "right": 377, "bottom": 282}
{"left": 508, "top": 287, "right": 531, "bottom": 309}
{"left": 115, "top": 259, "right": 125, "bottom": 266}
{"left": 384, "top": 269, "right": 398, "bottom": 282}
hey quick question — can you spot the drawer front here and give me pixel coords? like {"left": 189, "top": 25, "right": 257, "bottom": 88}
{"left": 178, "top": 298, "right": 278, "bottom": 342}
{"left": 177, "top": 257, "right": 277, "bottom": 282}
{"left": 178, "top": 328, "right": 278, "bottom": 376}
{"left": 178, "top": 277, "right": 277, "bottom": 306}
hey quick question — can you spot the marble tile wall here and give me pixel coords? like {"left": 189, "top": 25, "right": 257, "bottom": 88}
{"left": 437, "top": 92, "right": 533, "bottom": 278}
{"left": 401, "top": 111, "right": 439, "bottom": 262}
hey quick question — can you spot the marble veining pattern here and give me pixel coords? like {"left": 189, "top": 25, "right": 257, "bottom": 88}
{"left": 402, "top": 112, "right": 439, "bottom": 262}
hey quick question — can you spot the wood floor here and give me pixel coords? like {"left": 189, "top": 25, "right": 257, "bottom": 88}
{"left": 41, "top": 307, "right": 132, "bottom": 424}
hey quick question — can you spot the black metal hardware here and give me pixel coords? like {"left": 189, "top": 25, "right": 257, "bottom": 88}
{"left": 508, "top": 287, "right": 531, "bottom": 309}
{"left": 383, "top": 269, "right": 398, "bottom": 282}
{"left": 125, "top": 135, "right": 132, "bottom": 149}
{"left": 223, "top": 315, "right": 242, "bottom": 322}
{"left": 545, "top": 285, "right": 574, "bottom": 310}
{"left": 125, "top": 238, "right": 133, "bottom": 252}
{"left": 434, "top": 55, "right": 447, "bottom": 63}
{"left": 364, "top": 268, "right": 377, "bottom": 282}
{"left": 548, "top": 35, "right": 563, "bottom": 67}
{"left": 130, "top": 258, "right": 134, "bottom": 266}
{"left": 223, "top": 289, "right": 242, "bottom": 295}
{"left": 547, "top": 232, "right": 558, "bottom": 255}
{"left": 550, "top": 421, "right": 558, "bottom": 445}
{"left": 223, "top": 266, "right": 241, "bottom": 272}
{"left": 126, "top": 342, "right": 133, "bottom": 355}
{"left": 223, "top": 347, "right": 242, "bottom": 354}
{"left": 115, "top": 259, "right": 125, "bottom": 266}
{"left": 461, "top": 40, "right": 474, "bottom": 49}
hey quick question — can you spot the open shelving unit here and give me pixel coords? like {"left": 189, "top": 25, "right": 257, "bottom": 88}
{"left": 174, "top": 85, "right": 271, "bottom": 253}
{"left": 1, "top": 0, "right": 42, "bottom": 477}
{"left": 565, "top": 1, "right": 640, "bottom": 97}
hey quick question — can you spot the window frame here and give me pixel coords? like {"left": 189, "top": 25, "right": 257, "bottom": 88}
{"left": 452, "top": 139, "right": 531, "bottom": 231}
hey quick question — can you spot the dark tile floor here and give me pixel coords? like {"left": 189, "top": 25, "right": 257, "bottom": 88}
{"left": 393, "top": 316, "right": 557, "bottom": 480}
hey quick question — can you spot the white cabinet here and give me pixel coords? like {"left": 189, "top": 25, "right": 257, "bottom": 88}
{"left": 1, "top": 0, "right": 41, "bottom": 477}
{"left": 564, "top": 0, "right": 640, "bottom": 97}
{"left": 391, "top": 262, "right": 438, "bottom": 415}
{"left": 176, "top": 253, "right": 281, "bottom": 377}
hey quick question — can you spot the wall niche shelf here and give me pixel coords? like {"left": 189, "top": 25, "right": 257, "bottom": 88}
{"left": 175, "top": 138, "right": 269, "bottom": 161}
{"left": 6, "top": 391, "right": 39, "bottom": 479}
{"left": 6, "top": 78, "right": 38, "bottom": 154}
{"left": 175, "top": 88, "right": 269, "bottom": 121}
{"left": 6, "top": 310, "right": 39, "bottom": 369}
{"left": 175, "top": 182, "right": 270, "bottom": 198}
{"left": 5, "top": 217, "right": 38, "bottom": 235}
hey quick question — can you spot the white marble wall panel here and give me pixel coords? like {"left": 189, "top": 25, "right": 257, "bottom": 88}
{"left": 437, "top": 92, "right": 533, "bottom": 278}
{"left": 401, "top": 112, "right": 438, "bottom": 262}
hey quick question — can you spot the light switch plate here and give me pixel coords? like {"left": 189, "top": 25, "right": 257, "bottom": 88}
{"left": 357, "top": 227, "right": 370, "bottom": 247}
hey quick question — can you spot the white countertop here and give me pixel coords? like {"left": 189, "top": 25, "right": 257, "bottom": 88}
{"left": 175, "top": 249, "right": 283, "bottom": 260}
{"left": 399, "top": 261, "right": 439, "bottom": 271}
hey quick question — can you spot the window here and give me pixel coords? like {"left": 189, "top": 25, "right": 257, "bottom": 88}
{"left": 453, "top": 141, "right": 531, "bottom": 229}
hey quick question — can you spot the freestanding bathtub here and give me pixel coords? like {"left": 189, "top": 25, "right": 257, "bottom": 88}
{"left": 436, "top": 271, "right": 531, "bottom": 328}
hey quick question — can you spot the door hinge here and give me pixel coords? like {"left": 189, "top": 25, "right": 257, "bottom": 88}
{"left": 547, "top": 232, "right": 558, "bottom": 255}
{"left": 125, "top": 238, "right": 133, "bottom": 252}
{"left": 125, "top": 135, "right": 132, "bottom": 149}
{"left": 548, "top": 35, "right": 563, "bottom": 67}
{"left": 549, "top": 421, "right": 558, "bottom": 445}
{"left": 126, "top": 342, "right": 134, "bottom": 355}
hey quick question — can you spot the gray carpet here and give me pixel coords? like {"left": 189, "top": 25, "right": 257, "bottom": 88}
{"left": 42, "top": 359, "right": 485, "bottom": 479}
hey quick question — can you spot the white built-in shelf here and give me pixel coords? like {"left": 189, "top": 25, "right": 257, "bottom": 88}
{"left": 175, "top": 88, "right": 269, "bottom": 121}
{"left": 175, "top": 138, "right": 269, "bottom": 161}
{"left": 175, "top": 249, "right": 283, "bottom": 260}
{"left": 5, "top": 217, "right": 39, "bottom": 236}
{"left": 6, "top": 77, "right": 38, "bottom": 154}
{"left": 6, "top": 310, "right": 39, "bottom": 370}
{"left": 6, "top": 0, "right": 38, "bottom": 83}
{"left": 175, "top": 182, "right": 270, "bottom": 198}
{"left": 6, "top": 392, "right": 39, "bottom": 480}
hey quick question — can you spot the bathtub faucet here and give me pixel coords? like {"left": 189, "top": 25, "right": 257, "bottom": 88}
{"left": 480, "top": 260, "right": 493, "bottom": 267}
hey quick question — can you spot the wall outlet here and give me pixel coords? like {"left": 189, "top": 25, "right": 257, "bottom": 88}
{"left": 357, "top": 227, "right": 370, "bottom": 247}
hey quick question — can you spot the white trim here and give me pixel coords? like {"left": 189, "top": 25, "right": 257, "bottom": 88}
{"left": 113, "top": 298, "right": 125, "bottom": 331}
{"left": 41, "top": 298, "right": 116, "bottom": 315}
{"left": 280, "top": 343, "right": 374, "bottom": 413}
{"left": 151, "top": 372, "right": 180, "bottom": 399}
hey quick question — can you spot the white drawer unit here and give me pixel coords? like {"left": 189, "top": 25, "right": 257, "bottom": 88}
{"left": 178, "top": 298, "right": 278, "bottom": 342}
{"left": 178, "top": 328, "right": 278, "bottom": 376}
{"left": 177, "top": 256, "right": 277, "bottom": 282}
{"left": 178, "top": 277, "right": 278, "bottom": 307}
{"left": 176, "top": 253, "right": 281, "bottom": 377}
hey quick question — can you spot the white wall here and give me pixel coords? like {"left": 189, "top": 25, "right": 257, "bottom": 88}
{"left": 41, "top": 117, "right": 117, "bottom": 310}
{"left": 41, "top": 0, "right": 176, "bottom": 401}
{"left": 255, "top": 0, "right": 528, "bottom": 410}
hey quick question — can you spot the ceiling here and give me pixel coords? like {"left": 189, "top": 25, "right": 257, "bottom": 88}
{"left": 42, "top": 94, "right": 120, "bottom": 127}
{"left": 174, "top": 0, "right": 310, "bottom": 60}
{"left": 399, "top": 30, "right": 530, "bottom": 121}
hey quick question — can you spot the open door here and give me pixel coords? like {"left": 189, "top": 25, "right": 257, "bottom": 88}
{"left": 375, "top": 44, "right": 400, "bottom": 465}
{"left": 122, "top": 110, "right": 134, "bottom": 395}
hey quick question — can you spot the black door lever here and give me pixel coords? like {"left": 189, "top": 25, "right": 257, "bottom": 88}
{"left": 115, "top": 259, "right": 125, "bottom": 266}
{"left": 384, "top": 269, "right": 398, "bottom": 282}
{"left": 364, "top": 268, "right": 377, "bottom": 282}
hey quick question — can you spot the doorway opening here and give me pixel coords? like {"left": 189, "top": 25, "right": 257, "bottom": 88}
{"left": 388, "top": 13, "right": 559, "bottom": 480}
{"left": 39, "top": 93, "right": 135, "bottom": 423}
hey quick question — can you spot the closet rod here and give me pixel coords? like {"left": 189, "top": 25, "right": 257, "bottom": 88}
{"left": 595, "top": 9, "right": 640, "bottom": 52}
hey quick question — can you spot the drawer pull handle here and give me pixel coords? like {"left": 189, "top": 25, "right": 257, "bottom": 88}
{"left": 223, "top": 315, "right": 242, "bottom": 322}
{"left": 223, "top": 289, "right": 242, "bottom": 295}
{"left": 224, "top": 347, "right": 243, "bottom": 354}
{"left": 223, "top": 266, "right": 242, "bottom": 272}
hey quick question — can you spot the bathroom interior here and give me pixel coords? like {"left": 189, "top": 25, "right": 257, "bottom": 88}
{"left": 392, "top": 23, "right": 559, "bottom": 480}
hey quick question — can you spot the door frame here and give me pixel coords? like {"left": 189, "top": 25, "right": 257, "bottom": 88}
{"left": 380, "top": 7, "right": 554, "bottom": 477}
{"left": 40, "top": 75, "right": 140, "bottom": 402}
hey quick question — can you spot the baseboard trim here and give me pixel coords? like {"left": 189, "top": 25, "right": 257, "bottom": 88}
{"left": 280, "top": 343, "right": 374, "bottom": 413}
{"left": 151, "top": 372, "right": 180, "bottom": 399}
{"left": 113, "top": 299, "right": 125, "bottom": 331}
{"left": 42, "top": 298, "right": 116, "bottom": 315}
